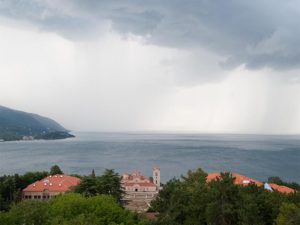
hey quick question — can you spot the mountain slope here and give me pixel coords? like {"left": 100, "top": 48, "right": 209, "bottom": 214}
{"left": 0, "top": 105, "right": 74, "bottom": 141}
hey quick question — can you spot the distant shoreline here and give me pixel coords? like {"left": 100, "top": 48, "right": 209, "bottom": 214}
{"left": 0, "top": 131, "right": 75, "bottom": 142}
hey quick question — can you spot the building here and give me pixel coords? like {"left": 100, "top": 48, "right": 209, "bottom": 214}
{"left": 122, "top": 170, "right": 157, "bottom": 192}
{"left": 121, "top": 168, "right": 160, "bottom": 212}
{"left": 206, "top": 172, "right": 263, "bottom": 187}
{"left": 268, "top": 183, "right": 296, "bottom": 194}
{"left": 22, "top": 136, "right": 34, "bottom": 141}
{"left": 22, "top": 174, "right": 80, "bottom": 200}
{"left": 206, "top": 172, "right": 296, "bottom": 194}
{"left": 122, "top": 168, "right": 160, "bottom": 192}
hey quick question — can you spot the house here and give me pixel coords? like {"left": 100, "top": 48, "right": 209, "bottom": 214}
{"left": 268, "top": 183, "right": 296, "bottom": 194}
{"left": 206, "top": 172, "right": 296, "bottom": 194}
{"left": 206, "top": 172, "right": 263, "bottom": 187}
{"left": 22, "top": 174, "right": 80, "bottom": 200}
{"left": 22, "top": 136, "right": 34, "bottom": 141}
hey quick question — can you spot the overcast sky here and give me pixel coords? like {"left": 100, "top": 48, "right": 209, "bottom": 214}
{"left": 1, "top": 0, "right": 300, "bottom": 134}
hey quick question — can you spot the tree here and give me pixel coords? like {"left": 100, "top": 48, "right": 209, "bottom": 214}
{"left": 97, "top": 169, "right": 124, "bottom": 202}
{"left": 0, "top": 193, "right": 149, "bottom": 225}
{"left": 268, "top": 176, "right": 283, "bottom": 185}
{"left": 74, "top": 169, "right": 124, "bottom": 202}
{"left": 205, "top": 173, "right": 241, "bottom": 225}
{"left": 91, "top": 169, "right": 96, "bottom": 178}
{"left": 5, "top": 200, "right": 49, "bottom": 225}
{"left": 73, "top": 176, "right": 98, "bottom": 196}
{"left": 150, "top": 178, "right": 181, "bottom": 213}
{"left": 50, "top": 165, "right": 63, "bottom": 175}
{"left": 238, "top": 183, "right": 265, "bottom": 225}
{"left": 150, "top": 169, "right": 209, "bottom": 225}
{"left": 0, "top": 171, "right": 49, "bottom": 211}
{"left": 275, "top": 203, "right": 300, "bottom": 225}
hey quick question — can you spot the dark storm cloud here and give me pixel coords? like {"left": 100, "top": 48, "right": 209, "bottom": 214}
{"left": 1, "top": 0, "right": 300, "bottom": 70}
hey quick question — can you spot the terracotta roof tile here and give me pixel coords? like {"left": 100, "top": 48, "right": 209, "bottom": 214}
{"left": 207, "top": 172, "right": 263, "bottom": 187}
{"left": 22, "top": 174, "right": 81, "bottom": 193}
{"left": 269, "top": 183, "right": 296, "bottom": 194}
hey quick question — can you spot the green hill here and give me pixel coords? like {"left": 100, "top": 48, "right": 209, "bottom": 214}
{"left": 0, "top": 105, "right": 74, "bottom": 141}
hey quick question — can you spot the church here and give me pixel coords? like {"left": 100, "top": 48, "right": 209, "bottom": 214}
{"left": 121, "top": 167, "right": 160, "bottom": 192}
{"left": 121, "top": 167, "right": 160, "bottom": 212}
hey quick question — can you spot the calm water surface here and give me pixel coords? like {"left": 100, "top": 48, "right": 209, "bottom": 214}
{"left": 0, "top": 132, "right": 299, "bottom": 182}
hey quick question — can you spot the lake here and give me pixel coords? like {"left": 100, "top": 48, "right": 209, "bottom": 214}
{"left": 0, "top": 132, "right": 299, "bottom": 183}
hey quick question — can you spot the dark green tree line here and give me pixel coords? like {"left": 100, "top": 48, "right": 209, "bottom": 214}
{"left": 73, "top": 169, "right": 124, "bottom": 203}
{"left": 150, "top": 169, "right": 300, "bottom": 225}
{"left": 0, "top": 171, "right": 48, "bottom": 211}
{"left": 0, "top": 193, "right": 149, "bottom": 225}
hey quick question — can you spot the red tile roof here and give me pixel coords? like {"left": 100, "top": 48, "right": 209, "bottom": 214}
{"left": 22, "top": 174, "right": 81, "bottom": 193}
{"left": 269, "top": 183, "right": 296, "bottom": 194}
{"left": 206, "top": 172, "right": 263, "bottom": 187}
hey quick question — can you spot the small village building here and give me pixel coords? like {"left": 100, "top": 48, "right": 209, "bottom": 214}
{"left": 22, "top": 174, "right": 80, "bottom": 200}
{"left": 206, "top": 172, "right": 263, "bottom": 186}
{"left": 206, "top": 172, "right": 296, "bottom": 194}
{"left": 268, "top": 183, "right": 296, "bottom": 194}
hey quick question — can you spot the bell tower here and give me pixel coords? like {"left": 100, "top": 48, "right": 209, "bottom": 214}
{"left": 153, "top": 167, "right": 160, "bottom": 190}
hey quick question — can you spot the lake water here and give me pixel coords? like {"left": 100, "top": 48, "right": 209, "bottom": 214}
{"left": 0, "top": 132, "right": 299, "bottom": 183}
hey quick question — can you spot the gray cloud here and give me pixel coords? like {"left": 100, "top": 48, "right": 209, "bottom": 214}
{"left": 1, "top": 0, "right": 300, "bottom": 70}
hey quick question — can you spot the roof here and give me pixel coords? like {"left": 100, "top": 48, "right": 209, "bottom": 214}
{"left": 22, "top": 174, "right": 81, "bottom": 193}
{"left": 122, "top": 170, "right": 157, "bottom": 188}
{"left": 269, "top": 183, "right": 296, "bottom": 194}
{"left": 207, "top": 172, "right": 263, "bottom": 187}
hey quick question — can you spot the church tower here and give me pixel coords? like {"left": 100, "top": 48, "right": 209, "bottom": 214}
{"left": 153, "top": 167, "right": 160, "bottom": 190}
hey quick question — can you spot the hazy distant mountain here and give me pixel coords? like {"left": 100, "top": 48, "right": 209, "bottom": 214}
{"left": 0, "top": 105, "right": 74, "bottom": 141}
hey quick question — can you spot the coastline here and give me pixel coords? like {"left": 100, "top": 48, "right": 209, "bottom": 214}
{"left": 0, "top": 131, "right": 75, "bottom": 142}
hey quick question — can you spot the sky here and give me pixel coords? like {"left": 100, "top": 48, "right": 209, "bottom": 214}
{"left": 1, "top": 0, "right": 300, "bottom": 134}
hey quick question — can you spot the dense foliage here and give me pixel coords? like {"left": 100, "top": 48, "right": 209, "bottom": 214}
{"left": 49, "top": 165, "right": 63, "bottom": 175}
{"left": 1, "top": 167, "right": 299, "bottom": 225}
{"left": 73, "top": 169, "right": 124, "bottom": 203}
{"left": 0, "top": 193, "right": 149, "bottom": 225}
{"left": 150, "top": 169, "right": 300, "bottom": 225}
{"left": 35, "top": 131, "right": 75, "bottom": 140}
{"left": 0, "top": 171, "right": 48, "bottom": 211}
